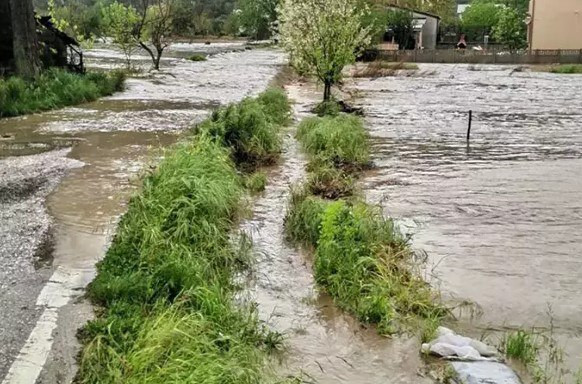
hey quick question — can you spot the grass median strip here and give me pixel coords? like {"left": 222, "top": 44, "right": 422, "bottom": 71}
{"left": 286, "top": 111, "right": 445, "bottom": 336}
{"left": 77, "top": 88, "right": 291, "bottom": 384}
{"left": 0, "top": 69, "right": 125, "bottom": 118}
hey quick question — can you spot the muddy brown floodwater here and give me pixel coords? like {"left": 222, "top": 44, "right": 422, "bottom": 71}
{"left": 241, "top": 84, "right": 432, "bottom": 384}
{"left": 0, "top": 44, "right": 284, "bottom": 383}
{"left": 348, "top": 64, "right": 582, "bottom": 378}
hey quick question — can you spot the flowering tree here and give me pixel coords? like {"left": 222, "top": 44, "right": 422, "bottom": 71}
{"left": 278, "top": 0, "right": 371, "bottom": 101}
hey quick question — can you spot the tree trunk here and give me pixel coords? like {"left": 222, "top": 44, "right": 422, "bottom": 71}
{"left": 323, "top": 81, "right": 332, "bottom": 102}
{"left": 9, "top": 0, "right": 40, "bottom": 78}
{"left": 139, "top": 41, "right": 159, "bottom": 70}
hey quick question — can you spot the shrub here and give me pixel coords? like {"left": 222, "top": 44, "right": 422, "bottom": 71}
{"left": 352, "top": 61, "right": 419, "bottom": 78}
{"left": 0, "top": 69, "right": 125, "bottom": 118}
{"left": 188, "top": 54, "right": 207, "bottom": 62}
{"left": 314, "top": 200, "right": 444, "bottom": 333}
{"left": 297, "top": 115, "right": 370, "bottom": 170}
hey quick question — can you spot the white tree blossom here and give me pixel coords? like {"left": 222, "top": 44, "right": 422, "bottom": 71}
{"left": 278, "top": 0, "right": 371, "bottom": 101}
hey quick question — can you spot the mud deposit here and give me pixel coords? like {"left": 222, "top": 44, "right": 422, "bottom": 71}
{"left": 0, "top": 45, "right": 284, "bottom": 383}
{"left": 240, "top": 84, "right": 431, "bottom": 384}
{"left": 350, "top": 64, "right": 582, "bottom": 375}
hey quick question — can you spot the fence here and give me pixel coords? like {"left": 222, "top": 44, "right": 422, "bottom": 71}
{"left": 374, "top": 49, "right": 582, "bottom": 65}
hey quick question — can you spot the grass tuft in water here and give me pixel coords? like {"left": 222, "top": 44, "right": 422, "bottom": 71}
{"left": 244, "top": 171, "right": 268, "bottom": 193}
{"left": 188, "top": 54, "right": 207, "bottom": 62}
{"left": 297, "top": 114, "right": 370, "bottom": 171}
{"left": 503, "top": 329, "right": 539, "bottom": 365}
{"left": 197, "top": 88, "right": 290, "bottom": 169}
{"left": 0, "top": 69, "right": 125, "bottom": 118}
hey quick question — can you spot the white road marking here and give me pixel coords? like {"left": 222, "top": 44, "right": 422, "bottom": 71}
{"left": 1, "top": 267, "right": 94, "bottom": 384}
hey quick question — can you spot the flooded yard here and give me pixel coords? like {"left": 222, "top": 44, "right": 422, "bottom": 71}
{"left": 350, "top": 63, "right": 582, "bottom": 374}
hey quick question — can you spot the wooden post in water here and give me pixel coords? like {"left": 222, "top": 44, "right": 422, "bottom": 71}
{"left": 467, "top": 110, "right": 473, "bottom": 142}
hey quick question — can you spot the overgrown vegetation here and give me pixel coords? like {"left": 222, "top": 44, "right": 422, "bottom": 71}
{"left": 244, "top": 171, "right": 268, "bottom": 193}
{"left": 285, "top": 111, "right": 445, "bottom": 334}
{"left": 196, "top": 88, "right": 290, "bottom": 169}
{"left": 0, "top": 69, "right": 125, "bottom": 118}
{"left": 78, "top": 88, "right": 291, "bottom": 383}
{"left": 549, "top": 64, "right": 582, "bottom": 74}
{"left": 297, "top": 114, "right": 370, "bottom": 170}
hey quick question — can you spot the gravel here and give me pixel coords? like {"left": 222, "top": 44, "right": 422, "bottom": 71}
{"left": 0, "top": 149, "right": 83, "bottom": 379}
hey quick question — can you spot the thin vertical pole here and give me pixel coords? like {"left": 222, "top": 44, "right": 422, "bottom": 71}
{"left": 467, "top": 110, "right": 473, "bottom": 141}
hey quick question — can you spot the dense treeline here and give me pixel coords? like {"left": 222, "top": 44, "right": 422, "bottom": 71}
{"left": 33, "top": 0, "right": 278, "bottom": 40}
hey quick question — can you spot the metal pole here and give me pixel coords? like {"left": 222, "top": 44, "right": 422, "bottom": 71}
{"left": 467, "top": 110, "right": 473, "bottom": 142}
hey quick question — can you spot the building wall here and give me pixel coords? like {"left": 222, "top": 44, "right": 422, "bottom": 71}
{"left": 530, "top": 0, "right": 582, "bottom": 50}
{"left": 419, "top": 14, "right": 439, "bottom": 49}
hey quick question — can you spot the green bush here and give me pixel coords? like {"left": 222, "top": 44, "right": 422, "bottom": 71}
{"left": 297, "top": 114, "right": 370, "bottom": 170}
{"left": 314, "top": 201, "right": 444, "bottom": 334}
{"left": 188, "top": 54, "right": 207, "bottom": 62}
{"left": 256, "top": 87, "right": 292, "bottom": 125}
{"left": 0, "top": 69, "right": 125, "bottom": 118}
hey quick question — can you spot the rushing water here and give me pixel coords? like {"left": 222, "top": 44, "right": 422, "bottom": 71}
{"left": 0, "top": 44, "right": 285, "bottom": 383}
{"left": 349, "top": 64, "right": 582, "bottom": 375}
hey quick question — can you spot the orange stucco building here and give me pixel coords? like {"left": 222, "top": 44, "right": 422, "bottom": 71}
{"left": 528, "top": 0, "right": 582, "bottom": 50}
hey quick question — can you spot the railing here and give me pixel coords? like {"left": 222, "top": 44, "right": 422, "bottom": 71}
{"left": 66, "top": 45, "right": 85, "bottom": 74}
{"left": 372, "top": 48, "right": 582, "bottom": 65}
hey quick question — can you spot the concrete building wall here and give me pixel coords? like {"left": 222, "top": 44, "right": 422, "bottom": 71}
{"left": 530, "top": 0, "right": 582, "bottom": 50}
{"left": 419, "top": 14, "right": 439, "bottom": 49}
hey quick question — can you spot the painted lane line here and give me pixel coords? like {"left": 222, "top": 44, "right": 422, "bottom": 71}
{"left": 1, "top": 267, "right": 93, "bottom": 384}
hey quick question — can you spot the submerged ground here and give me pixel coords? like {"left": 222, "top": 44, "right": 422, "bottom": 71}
{"left": 1, "top": 53, "right": 581, "bottom": 383}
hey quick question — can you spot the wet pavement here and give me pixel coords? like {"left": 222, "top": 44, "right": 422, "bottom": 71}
{"left": 0, "top": 44, "right": 285, "bottom": 383}
{"left": 349, "top": 64, "right": 582, "bottom": 376}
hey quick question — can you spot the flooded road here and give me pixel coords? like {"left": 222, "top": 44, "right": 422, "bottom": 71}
{"left": 350, "top": 64, "right": 582, "bottom": 375}
{"left": 0, "top": 44, "right": 285, "bottom": 383}
{"left": 241, "top": 84, "right": 431, "bottom": 384}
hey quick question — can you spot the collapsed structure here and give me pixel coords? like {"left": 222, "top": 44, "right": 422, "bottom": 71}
{"left": 0, "top": 9, "right": 84, "bottom": 75}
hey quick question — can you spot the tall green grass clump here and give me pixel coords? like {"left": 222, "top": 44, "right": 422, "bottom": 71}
{"left": 198, "top": 88, "right": 290, "bottom": 168}
{"left": 503, "top": 329, "right": 540, "bottom": 365}
{"left": 0, "top": 69, "right": 125, "bottom": 118}
{"left": 297, "top": 115, "right": 370, "bottom": 170}
{"left": 315, "top": 200, "right": 444, "bottom": 333}
{"left": 78, "top": 90, "right": 290, "bottom": 384}
{"left": 284, "top": 187, "right": 329, "bottom": 247}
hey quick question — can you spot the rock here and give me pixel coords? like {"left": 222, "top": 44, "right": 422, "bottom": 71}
{"left": 452, "top": 361, "right": 522, "bottom": 384}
